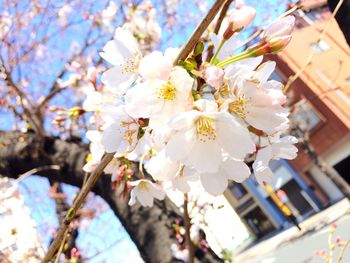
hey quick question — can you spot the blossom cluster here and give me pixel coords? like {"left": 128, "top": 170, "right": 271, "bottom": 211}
{"left": 83, "top": 4, "right": 298, "bottom": 207}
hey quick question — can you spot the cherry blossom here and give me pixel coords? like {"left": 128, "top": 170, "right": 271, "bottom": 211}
{"left": 128, "top": 179, "right": 166, "bottom": 207}
{"left": 125, "top": 66, "right": 194, "bottom": 128}
{"left": 253, "top": 136, "right": 298, "bottom": 185}
{"left": 165, "top": 100, "right": 255, "bottom": 173}
{"left": 81, "top": 13, "right": 298, "bottom": 207}
{"left": 100, "top": 27, "right": 142, "bottom": 95}
{"left": 228, "top": 5, "right": 256, "bottom": 32}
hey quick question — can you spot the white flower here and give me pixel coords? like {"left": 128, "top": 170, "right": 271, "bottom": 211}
{"left": 128, "top": 179, "right": 166, "bottom": 207}
{"left": 228, "top": 6, "right": 256, "bottom": 31}
{"left": 82, "top": 87, "right": 119, "bottom": 112}
{"left": 100, "top": 27, "right": 142, "bottom": 94}
{"left": 171, "top": 169, "right": 198, "bottom": 193}
{"left": 223, "top": 80, "right": 289, "bottom": 133}
{"left": 199, "top": 156, "right": 250, "bottom": 196}
{"left": 263, "top": 15, "right": 295, "bottom": 52}
{"left": 101, "top": 115, "right": 139, "bottom": 154}
{"left": 125, "top": 66, "right": 194, "bottom": 128}
{"left": 253, "top": 136, "right": 298, "bottom": 185}
{"left": 165, "top": 100, "right": 255, "bottom": 173}
{"left": 224, "top": 56, "right": 263, "bottom": 89}
{"left": 125, "top": 129, "right": 152, "bottom": 161}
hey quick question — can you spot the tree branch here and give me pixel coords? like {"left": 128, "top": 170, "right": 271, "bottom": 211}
{"left": 174, "top": 0, "right": 227, "bottom": 64}
{"left": 42, "top": 152, "right": 115, "bottom": 262}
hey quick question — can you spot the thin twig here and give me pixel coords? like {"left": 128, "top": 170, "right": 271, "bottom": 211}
{"left": 206, "top": 0, "right": 234, "bottom": 62}
{"left": 336, "top": 238, "right": 350, "bottom": 263}
{"left": 53, "top": 229, "right": 69, "bottom": 263}
{"left": 174, "top": 0, "right": 227, "bottom": 64}
{"left": 183, "top": 193, "right": 194, "bottom": 263}
{"left": 42, "top": 153, "right": 114, "bottom": 263}
{"left": 16, "top": 165, "right": 60, "bottom": 182}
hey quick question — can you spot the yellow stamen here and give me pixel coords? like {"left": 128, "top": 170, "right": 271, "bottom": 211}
{"left": 196, "top": 116, "right": 216, "bottom": 142}
{"left": 123, "top": 129, "right": 137, "bottom": 145}
{"left": 120, "top": 54, "right": 140, "bottom": 74}
{"left": 229, "top": 96, "right": 248, "bottom": 118}
{"left": 157, "top": 82, "right": 176, "bottom": 101}
{"left": 86, "top": 153, "right": 93, "bottom": 163}
{"left": 138, "top": 181, "right": 149, "bottom": 190}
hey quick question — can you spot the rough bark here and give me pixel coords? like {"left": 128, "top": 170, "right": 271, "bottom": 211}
{"left": 328, "top": 0, "right": 350, "bottom": 46}
{"left": 0, "top": 131, "right": 222, "bottom": 263}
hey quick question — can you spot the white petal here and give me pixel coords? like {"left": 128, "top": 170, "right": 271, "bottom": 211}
{"left": 137, "top": 189, "right": 154, "bottom": 207}
{"left": 216, "top": 113, "right": 255, "bottom": 158}
{"left": 168, "top": 111, "right": 200, "bottom": 131}
{"left": 139, "top": 51, "right": 172, "bottom": 80}
{"left": 165, "top": 129, "right": 196, "bottom": 162}
{"left": 200, "top": 170, "right": 228, "bottom": 196}
{"left": 187, "top": 139, "right": 222, "bottom": 173}
{"left": 255, "top": 61, "right": 276, "bottom": 83}
{"left": 125, "top": 81, "right": 161, "bottom": 118}
{"left": 149, "top": 183, "right": 166, "bottom": 200}
{"left": 246, "top": 106, "right": 289, "bottom": 132}
{"left": 169, "top": 67, "right": 193, "bottom": 98}
{"left": 128, "top": 188, "right": 138, "bottom": 206}
{"left": 254, "top": 161, "right": 273, "bottom": 185}
{"left": 223, "top": 159, "right": 251, "bottom": 183}
{"left": 146, "top": 150, "right": 179, "bottom": 181}
{"left": 101, "top": 122, "right": 124, "bottom": 153}
{"left": 101, "top": 67, "right": 136, "bottom": 94}
{"left": 86, "top": 130, "right": 102, "bottom": 143}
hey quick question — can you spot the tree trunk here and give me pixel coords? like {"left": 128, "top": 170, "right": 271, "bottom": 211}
{"left": 0, "top": 131, "right": 222, "bottom": 263}
{"left": 328, "top": 0, "right": 350, "bottom": 46}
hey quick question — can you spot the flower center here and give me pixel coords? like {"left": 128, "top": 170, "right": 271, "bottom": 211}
{"left": 157, "top": 82, "right": 176, "bottom": 101}
{"left": 138, "top": 181, "right": 149, "bottom": 190}
{"left": 86, "top": 153, "right": 93, "bottom": 163}
{"left": 121, "top": 54, "right": 140, "bottom": 74}
{"left": 229, "top": 96, "right": 248, "bottom": 118}
{"left": 196, "top": 116, "right": 216, "bottom": 142}
{"left": 120, "top": 121, "right": 137, "bottom": 146}
{"left": 123, "top": 129, "right": 137, "bottom": 145}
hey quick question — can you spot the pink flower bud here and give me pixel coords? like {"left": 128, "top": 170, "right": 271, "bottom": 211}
{"left": 335, "top": 235, "right": 341, "bottom": 243}
{"left": 229, "top": 6, "right": 256, "bottom": 32}
{"left": 204, "top": 66, "right": 224, "bottom": 88}
{"left": 263, "top": 15, "right": 295, "bottom": 52}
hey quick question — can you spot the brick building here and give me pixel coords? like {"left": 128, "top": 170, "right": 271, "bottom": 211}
{"left": 226, "top": 0, "right": 350, "bottom": 239}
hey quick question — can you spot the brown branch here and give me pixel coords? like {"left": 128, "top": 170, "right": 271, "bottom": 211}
{"left": 16, "top": 165, "right": 60, "bottom": 182}
{"left": 206, "top": 0, "right": 234, "bottom": 62}
{"left": 174, "top": 0, "right": 227, "bottom": 64}
{"left": 42, "top": 152, "right": 114, "bottom": 263}
{"left": 183, "top": 193, "right": 195, "bottom": 263}
{"left": 336, "top": 238, "right": 350, "bottom": 263}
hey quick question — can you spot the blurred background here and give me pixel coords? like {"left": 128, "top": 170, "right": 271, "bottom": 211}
{"left": 0, "top": 0, "right": 349, "bottom": 262}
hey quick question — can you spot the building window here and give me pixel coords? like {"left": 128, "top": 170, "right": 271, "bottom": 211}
{"left": 346, "top": 77, "right": 350, "bottom": 84}
{"left": 305, "top": 11, "right": 321, "bottom": 22}
{"left": 270, "top": 71, "right": 284, "bottom": 83}
{"left": 291, "top": 99, "right": 322, "bottom": 132}
{"left": 311, "top": 40, "right": 330, "bottom": 53}
{"left": 230, "top": 182, "right": 248, "bottom": 200}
